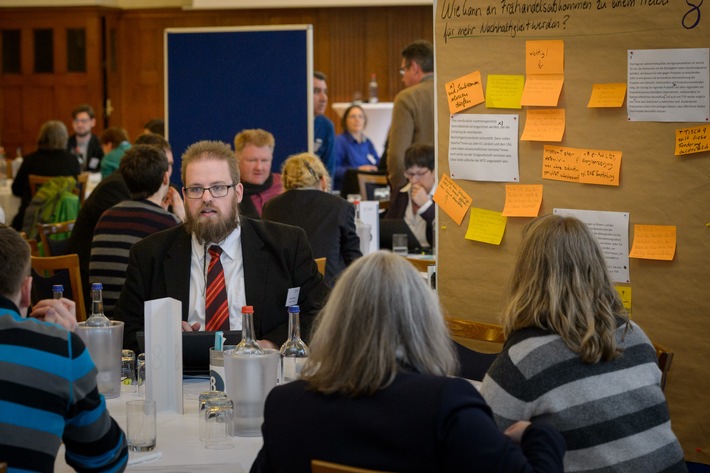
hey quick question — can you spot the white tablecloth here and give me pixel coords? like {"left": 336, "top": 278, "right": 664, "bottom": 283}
{"left": 55, "top": 378, "right": 262, "bottom": 472}
{"left": 0, "top": 179, "right": 20, "bottom": 224}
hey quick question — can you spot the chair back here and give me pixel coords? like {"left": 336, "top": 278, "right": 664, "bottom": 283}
{"left": 446, "top": 317, "right": 505, "bottom": 381}
{"left": 356, "top": 173, "right": 389, "bottom": 209}
{"left": 652, "top": 342, "right": 673, "bottom": 391}
{"left": 20, "top": 231, "right": 41, "bottom": 257}
{"left": 29, "top": 172, "right": 88, "bottom": 205}
{"left": 30, "top": 254, "right": 86, "bottom": 321}
{"left": 36, "top": 219, "right": 75, "bottom": 256}
{"left": 312, "top": 459, "right": 395, "bottom": 473}
{"left": 315, "top": 257, "right": 326, "bottom": 276}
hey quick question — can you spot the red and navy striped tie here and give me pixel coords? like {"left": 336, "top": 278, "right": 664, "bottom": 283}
{"left": 205, "top": 245, "right": 229, "bottom": 331}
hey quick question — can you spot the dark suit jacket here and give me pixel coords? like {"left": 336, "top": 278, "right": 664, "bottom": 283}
{"left": 250, "top": 372, "right": 566, "bottom": 473}
{"left": 262, "top": 189, "right": 361, "bottom": 286}
{"left": 113, "top": 217, "right": 329, "bottom": 352}
{"left": 66, "top": 172, "right": 130, "bottom": 309}
{"left": 67, "top": 134, "right": 104, "bottom": 172}
{"left": 386, "top": 185, "right": 435, "bottom": 248}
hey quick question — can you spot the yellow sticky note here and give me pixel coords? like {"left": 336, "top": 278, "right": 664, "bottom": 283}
{"left": 485, "top": 75, "right": 524, "bottom": 109}
{"left": 615, "top": 285, "right": 632, "bottom": 317}
{"left": 433, "top": 173, "right": 473, "bottom": 225}
{"left": 588, "top": 83, "right": 627, "bottom": 108}
{"left": 465, "top": 207, "right": 507, "bottom": 245}
{"left": 578, "top": 148, "right": 622, "bottom": 186}
{"left": 446, "top": 70, "right": 485, "bottom": 114}
{"left": 521, "top": 109, "right": 565, "bottom": 142}
{"left": 526, "top": 40, "right": 564, "bottom": 75}
{"left": 629, "top": 225, "right": 676, "bottom": 261}
{"left": 520, "top": 74, "right": 564, "bottom": 107}
{"left": 502, "top": 184, "right": 543, "bottom": 217}
{"left": 675, "top": 125, "right": 710, "bottom": 156}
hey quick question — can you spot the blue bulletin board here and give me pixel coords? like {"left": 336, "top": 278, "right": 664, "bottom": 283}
{"left": 165, "top": 25, "right": 313, "bottom": 184}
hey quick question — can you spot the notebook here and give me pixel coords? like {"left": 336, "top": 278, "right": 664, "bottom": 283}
{"left": 137, "top": 330, "right": 243, "bottom": 376}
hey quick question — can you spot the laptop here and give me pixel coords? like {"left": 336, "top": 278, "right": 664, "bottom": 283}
{"left": 379, "top": 219, "right": 425, "bottom": 253}
{"left": 137, "top": 330, "right": 243, "bottom": 376}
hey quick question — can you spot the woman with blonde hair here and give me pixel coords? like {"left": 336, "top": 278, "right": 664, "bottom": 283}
{"left": 481, "top": 214, "right": 686, "bottom": 473}
{"left": 251, "top": 251, "right": 565, "bottom": 473}
{"left": 262, "top": 152, "right": 361, "bottom": 286}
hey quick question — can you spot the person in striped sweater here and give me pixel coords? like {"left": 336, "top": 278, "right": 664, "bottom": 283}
{"left": 90, "top": 144, "right": 183, "bottom": 318}
{"left": 481, "top": 214, "right": 687, "bottom": 473}
{"left": 0, "top": 224, "right": 127, "bottom": 472}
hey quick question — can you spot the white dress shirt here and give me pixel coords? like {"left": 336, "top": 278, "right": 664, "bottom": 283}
{"left": 402, "top": 181, "right": 436, "bottom": 248}
{"left": 187, "top": 227, "right": 247, "bottom": 330}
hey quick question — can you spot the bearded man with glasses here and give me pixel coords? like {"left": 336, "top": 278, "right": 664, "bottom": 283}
{"left": 114, "top": 140, "right": 328, "bottom": 353}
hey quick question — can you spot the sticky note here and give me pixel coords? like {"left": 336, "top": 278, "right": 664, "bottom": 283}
{"left": 615, "top": 285, "right": 632, "bottom": 317}
{"left": 629, "top": 224, "right": 676, "bottom": 261}
{"left": 675, "top": 125, "right": 710, "bottom": 156}
{"left": 502, "top": 184, "right": 543, "bottom": 217}
{"left": 521, "top": 109, "right": 565, "bottom": 142}
{"left": 542, "top": 145, "right": 622, "bottom": 186}
{"left": 520, "top": 74, "right": 564, "bottom": 107}
{"left": 465, "top": 208, "right": 507, "bottom": 245}
{"left": 526, "top": 40, "right": 564, "bottom": 75}
{"left": 433, "top": 173, "right": 472, "bottom": 225}
{"left": 485, "top": 75, "right": 524, "bottom": 109}
{"left": 446, "top": 70, "right": 485, "bottom": 114}
{"left": 588, "top": 83, "right": 627, "bottom": 108}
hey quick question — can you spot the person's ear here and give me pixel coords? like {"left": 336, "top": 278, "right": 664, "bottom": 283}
{"left": 319, "top": 175, "right": 328, "bottom": 192}
{"left": 19, "top": 276, "right": 32, "bottom": 313}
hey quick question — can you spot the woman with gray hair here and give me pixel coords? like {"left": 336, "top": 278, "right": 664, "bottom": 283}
{"left": 11, "top": 120, "right": 81, "bottom": 230}
{"left": 481, "top": 214, "right": 686, "bottom": 472}
{"left": 262, "top": 152, "right": 361, "bottom": 286}
{"left": 251, "top": 250, "right": 565, "bottom": 473}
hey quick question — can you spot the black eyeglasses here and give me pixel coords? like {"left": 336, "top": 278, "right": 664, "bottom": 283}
{"left": 183, "top": 184, "right": 236, "bottom": 199}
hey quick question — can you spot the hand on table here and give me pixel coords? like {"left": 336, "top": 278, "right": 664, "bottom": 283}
{"left": 181, "top": 321, "right": 201, "bottom": 332}
{"left": 29, "top": 298, "right": 78, "bottom": 331}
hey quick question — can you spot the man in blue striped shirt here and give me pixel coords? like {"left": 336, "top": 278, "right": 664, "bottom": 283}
{"left": 0, "top": 224, "right": 128, "bottom": 473}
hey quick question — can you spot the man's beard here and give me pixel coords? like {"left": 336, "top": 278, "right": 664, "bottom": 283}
{"left": 184, "top": 196, "right": 240, "bottom": 244}
{"left": 75, "top": 130, "right": 91, "bottom": 139}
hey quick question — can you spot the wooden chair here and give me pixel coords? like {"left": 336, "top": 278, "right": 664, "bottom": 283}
{"left": 404, "top": 255, "right": 435, "bottom": 272}
{"left": 356, "top": 172, "right": 389, "bottom": 210}
{"left": 20, "top": 231, "right": 41, "bottom": 257}
{"left": 312, "top": 459, "right": 395, "bottom": 473}
{"left": 446, "top": 317, "right": 505, "bottom": 381}
{"left": 36, "top": 219, "right": 75, "bottom": 256}
{"left": 29, "top": 172, "right": 89, "bottom": 205}
{"left": 652, "top": 342, "right": 673, "bottom": 391}
{"left": 315, "top": 257, "right": 326, "bottom": 276}
{"left": 30, "top": 254, "right": 86, "bottom": 322}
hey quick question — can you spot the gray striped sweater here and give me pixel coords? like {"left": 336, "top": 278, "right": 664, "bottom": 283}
{"left": 481, "top": 321, "right": 687, "bottom": 473}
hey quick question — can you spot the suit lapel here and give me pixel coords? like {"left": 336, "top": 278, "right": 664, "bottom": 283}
{"left": 241, "top": 219, "right": 269, "bottom": 335}
{"left": 164, "top": 227, "right": 192, "bottom": 321}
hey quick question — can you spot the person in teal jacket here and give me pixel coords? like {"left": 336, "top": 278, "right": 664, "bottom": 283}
{"left": 99, "top": 127, "right": 131, "bottom": 179}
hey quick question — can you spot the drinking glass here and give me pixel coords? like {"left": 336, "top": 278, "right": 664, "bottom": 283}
{"left": 126, "top": 400, "right": 157, "bottom": 452}
{"left": 204, "top": 398, "right": 235, "bottom": 450}
{"left": 198, "top": 391, "right": 228, "bottom": 442}
{"left": 392, "top": 233, "right": 408, "bottom": 256}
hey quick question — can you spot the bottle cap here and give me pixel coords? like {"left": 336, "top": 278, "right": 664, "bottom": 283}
{"left": 52, "top": 284, "right": 64, "bottom": 292}
{"left": 91, "top": 282, "right": 103, "bottom": 290}
{"left": 288, "top": 305, "right": 300, "bottom": 313}
{"left": 241, "top": 305, "right": 254, "bottom": 314}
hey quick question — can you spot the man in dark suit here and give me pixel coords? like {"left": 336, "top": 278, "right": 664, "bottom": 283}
{"left": 113, "top": 140, "right": 328, "bottom": 352}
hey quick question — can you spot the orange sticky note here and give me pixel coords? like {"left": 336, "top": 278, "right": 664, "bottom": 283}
{"left": 675, "top": 125, "right": 710, "bottom": 156}
{"left": 526, "top": 40, "right": 564, "bottom": 75}
{"left": 629, "top": 225, "right": 676, "bottom": 261}
{"left": 502, "top": 184, "right": 543, "bottom": 217}
{"left": 588, "top": 83, "right": 627, "bottom": 108}
{"left": 465, "top": 207, "right": 507, "bottom": 245}
{"left": 433, "top": 173, "right": 472, "bottom": 225}
{"left": 446, "top": 70, "right": 485, "bottom": 114}
{"left": 578, "top": 149, "right": 622, "bottom": 186}
{"left": 542, "top": 145, "right": 579, "bottom": 183}
{"left": 485, "top": 75, "right": 524, "bottom": 109}
{"left": 521, "top": 109, "right": 565, "bottom": 142}
{"left": 520, "top": 75, "right": 564, "bottom": 107}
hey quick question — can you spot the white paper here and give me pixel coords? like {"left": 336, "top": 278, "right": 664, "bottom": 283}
{"left": 449, "top": 114, "right": 519, "bottom": 182}
{"left": 145, "top": 297, "right": 184, "bottom": 414}
{"left": 359, "top": 201, "right": 381, "bottom": 254}
{"left": 285, "top": 287, "right": 300, "bottom": 306}
{"left": 553, "top": 209, "right": 630, "bottom": 284}
{"left": 628, "top": 48, "right": 710, "bottom": 122}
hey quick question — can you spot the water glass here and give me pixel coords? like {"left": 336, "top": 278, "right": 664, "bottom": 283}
{"left": 121, "top": 349, "right": 136, "bottom": 393}
{"left": 392, "top": 233, "right": 408, "bottom": 256}
{"left": 136, "top": 353, "right": 146, "bottom": 397}
{"left": 198, "top": 391, "right": 228, "bottom": 441}
{"left": 126, "top": 400, "right": 157, "bottom": 452}
{"left": 204, "top": 398, "right": 235, "bottom": 450}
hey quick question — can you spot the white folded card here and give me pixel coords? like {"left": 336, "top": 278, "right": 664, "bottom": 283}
{"left": 145, "top": 297, "right": 183, "bottom": 414}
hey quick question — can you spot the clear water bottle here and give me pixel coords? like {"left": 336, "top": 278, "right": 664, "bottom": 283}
{"left": 280, "top": 305, "right": 309, "bottom": 383}
{"left": 354, "top": 201, "right": 371, "bottom": 256}
{"left": 52, "top": 284, "right": 64, "bottom": 299}
{"left": 368, "top": 73, "right": 379, "bottom": 103}
{"left": 85, "top": 283, "right": 111, "bottom": 327}
{"left": 234, "top": 306, "right": 263, "bottom": 355}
